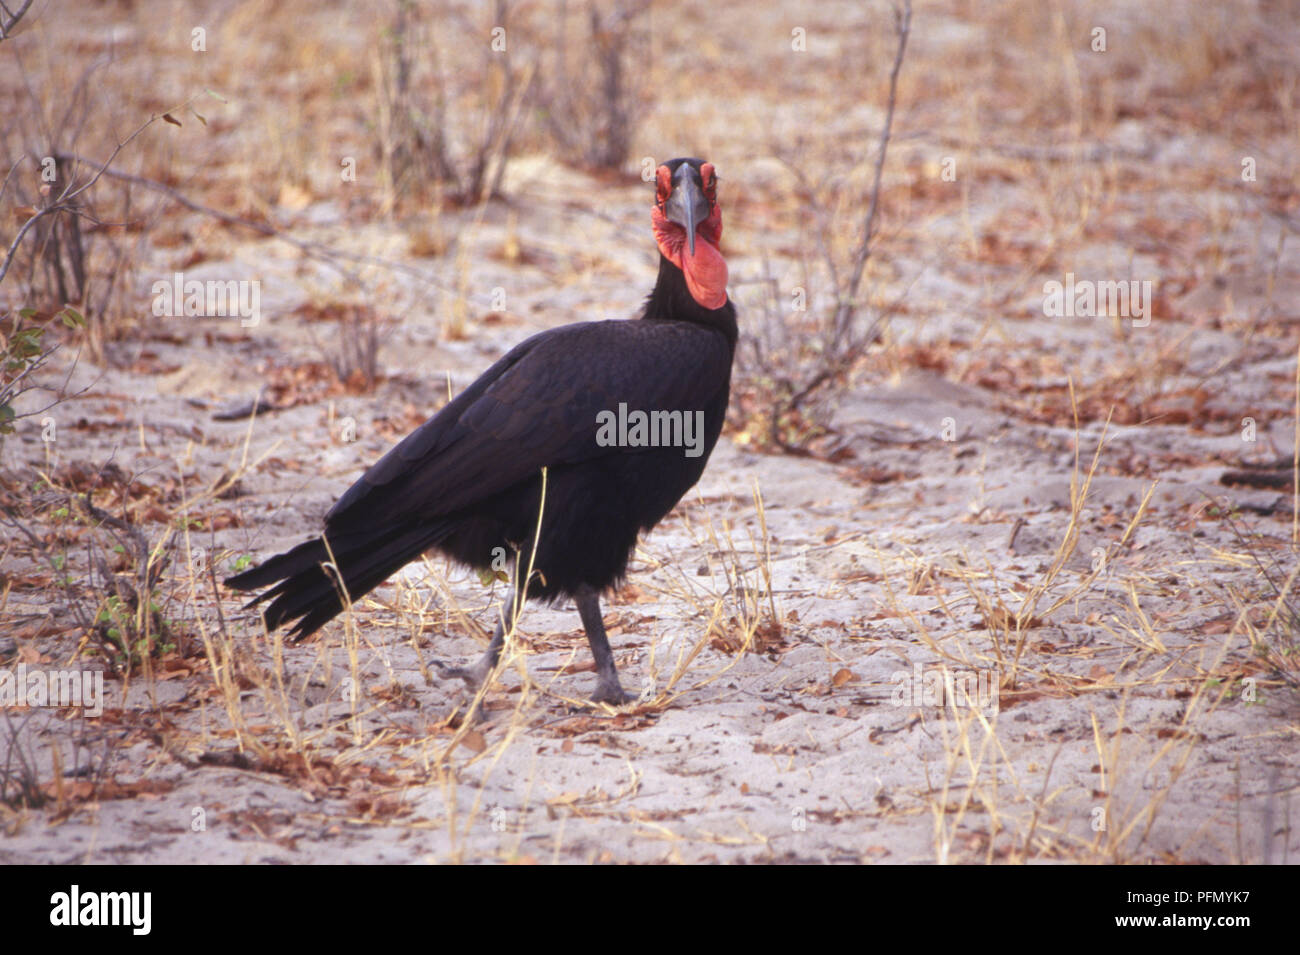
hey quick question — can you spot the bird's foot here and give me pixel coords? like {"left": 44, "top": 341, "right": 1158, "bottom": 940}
{"left": 590, "top": 678, "right": 634, "bottom": 707}
{"left": 432, "top": 659, "right": 490, "bottom": 692}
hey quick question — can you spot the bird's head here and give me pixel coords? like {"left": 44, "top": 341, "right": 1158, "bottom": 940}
{"left": 652, "top": 157, "right": 728, "bottom": 310}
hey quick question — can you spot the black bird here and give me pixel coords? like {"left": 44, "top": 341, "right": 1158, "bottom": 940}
{"left": 225, "top": 158, "right": 736, "bottom": 704}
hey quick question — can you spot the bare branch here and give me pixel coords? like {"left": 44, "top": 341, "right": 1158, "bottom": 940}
{"left": 0, "top": 0, "right": 35, "bottom": 42}
{"left": 832, "top": 0, "right": 912, "bottom": 349}
{"left": 738, "top": 0, "right": 914, "bottom": 457}
{"left": 0, "top": 108, "right": 164, "bottom": 287}
{"left": 50, "top": 152, "right": 497, "bottom": 306}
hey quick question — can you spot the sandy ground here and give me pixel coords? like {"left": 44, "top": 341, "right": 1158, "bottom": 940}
{"left": 1, "top": 0, "right": 1298, "bottom": 863}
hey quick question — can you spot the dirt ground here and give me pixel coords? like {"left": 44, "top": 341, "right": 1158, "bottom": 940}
{"left": 1, "top": 0, "right": 1298, "bottom": 863}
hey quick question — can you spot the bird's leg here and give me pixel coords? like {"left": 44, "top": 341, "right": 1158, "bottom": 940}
{"left": 575, "top": 584, "right": 632, "bottom": 705}
{"left": 434, "top": 591, "right": 520, "bottom": 691}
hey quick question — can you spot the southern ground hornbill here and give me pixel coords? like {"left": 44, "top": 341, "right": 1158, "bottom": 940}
{"left": 225, "top": 158, "right": 736, "bottom": 704}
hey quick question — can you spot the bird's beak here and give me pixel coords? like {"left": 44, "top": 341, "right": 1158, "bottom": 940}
{"left": 664, "top": 172, "right": 710, "bottom": 256}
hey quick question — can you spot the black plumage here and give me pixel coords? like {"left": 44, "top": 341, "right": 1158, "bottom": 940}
{"left": 225, "top": 158, "right": 735, "bottom": 703}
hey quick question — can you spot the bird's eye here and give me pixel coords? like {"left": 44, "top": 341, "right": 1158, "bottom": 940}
{"left": 700, "top": 162, "right": 717, "bottom": 203}
{"left": 655, "top": 165, "right": 672, "bottom": 209}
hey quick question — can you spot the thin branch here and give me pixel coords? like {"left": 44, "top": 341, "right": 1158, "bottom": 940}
{"left": 0, "top": 0, "right": 35, "bottom": 42}
{"left": 747, "top": 1, "right": 913, "bottom": 456}
{"left": 832, "top": 0, "right": 911, "bottom": 349}
{"left": 51, "top": 152, "right": 497, "bottom": 306}
{"left": 0, "top": 107, "right": 164, "bottom": 287}
{"left": 0, "top": 155, "right": 24, "bottom": 202}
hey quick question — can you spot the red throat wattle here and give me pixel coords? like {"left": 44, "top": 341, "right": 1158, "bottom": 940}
{"left": 652, "top": 168, "right": 728, "bottom": 310}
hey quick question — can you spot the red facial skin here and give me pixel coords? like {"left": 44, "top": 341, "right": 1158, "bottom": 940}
{"left": 652, "top": 163, "right": 728, "bottom": 310}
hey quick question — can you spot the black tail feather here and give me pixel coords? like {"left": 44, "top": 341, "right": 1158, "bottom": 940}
{"left": 224, "top": 523, "right": 447, "bottom": 640}
{"left": 224, "top": 536, "right": 329, "bottom": 598}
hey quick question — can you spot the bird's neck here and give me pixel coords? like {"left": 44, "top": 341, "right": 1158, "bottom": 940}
{"left": 642, "top": 254, "right": 738, "bottom": 347}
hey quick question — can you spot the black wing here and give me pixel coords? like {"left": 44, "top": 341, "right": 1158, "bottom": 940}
{"left": 325, "top": 319, "right": 732, "bottom": 531}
